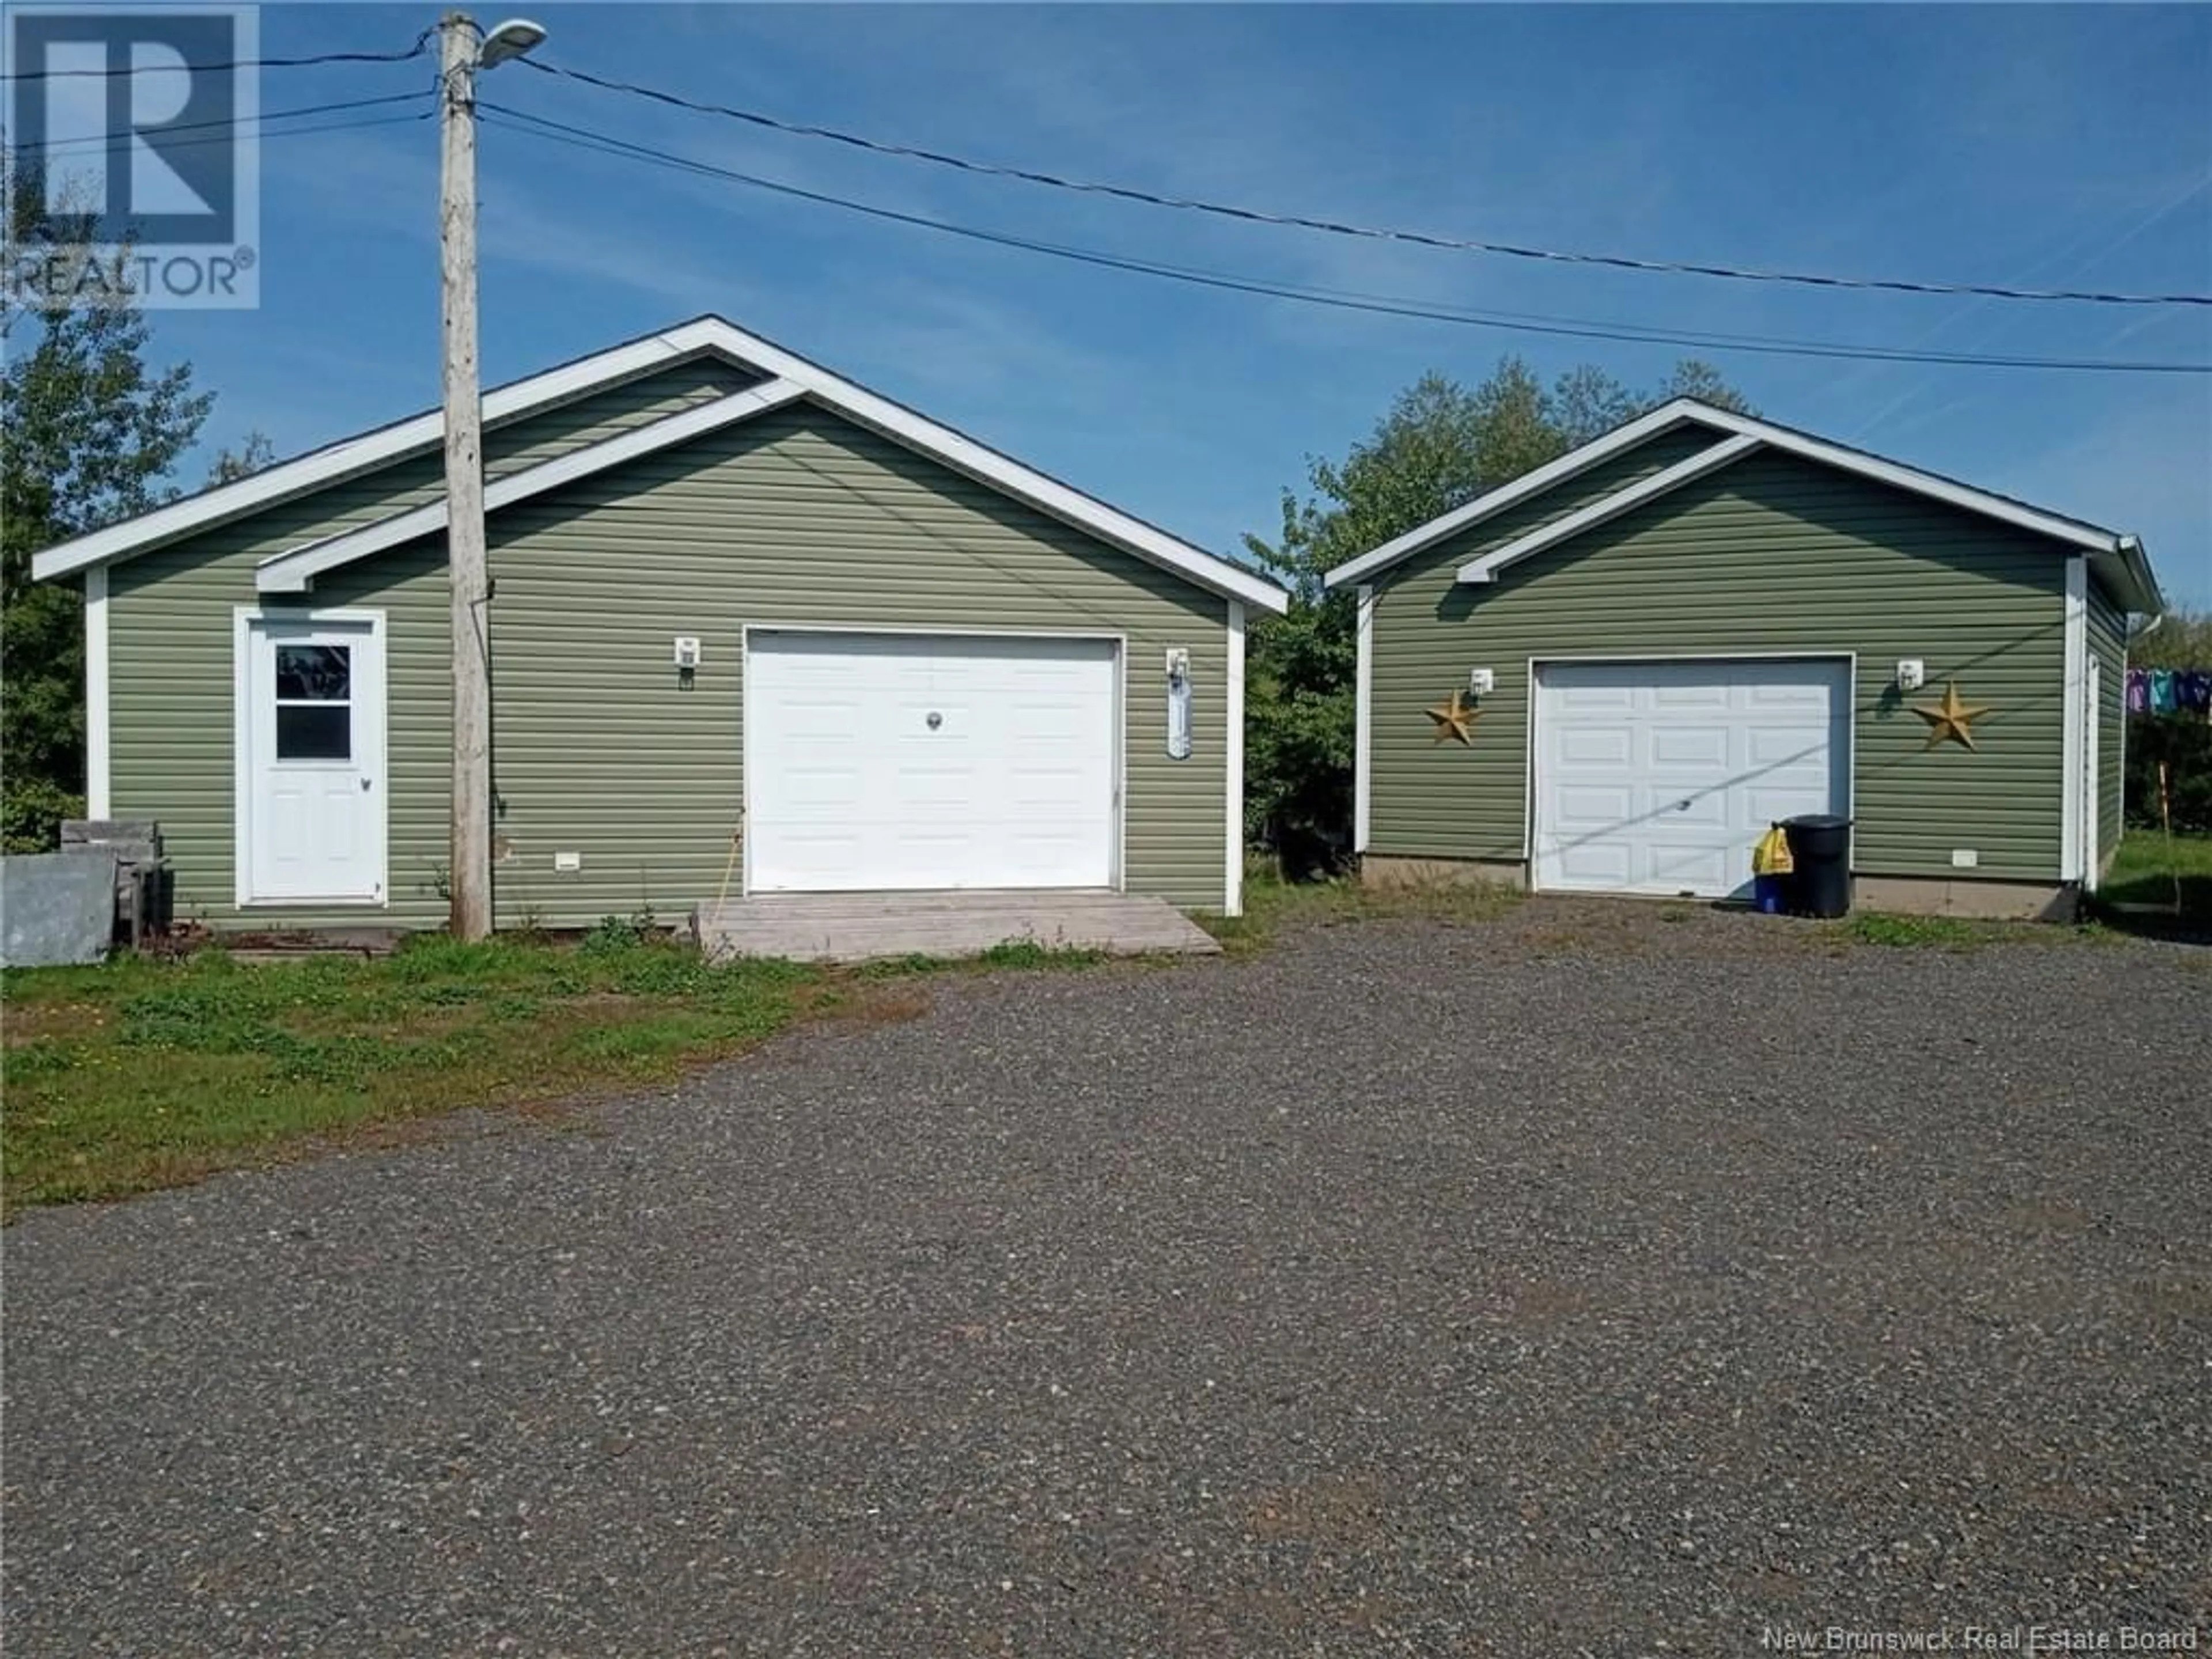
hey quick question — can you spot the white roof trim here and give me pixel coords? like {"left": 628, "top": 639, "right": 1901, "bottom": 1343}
{"left": 1323, "top": 396, "right": 2153, "bottom": 608}
{"left": 256, "top": 381, "right": 808, "bottom": 593}
{"left": 1321, "top": 402, "right": 1697, "bottom": 590}
{"left": 41, "top": 314, "right": 1287, "bottom": 613}
{"left": 698, "top": 320, "right": 1286, "bottom": 612}
{"left": 32, "top": 323, "right": 722, "bottom": 583}
{"left": 1456, "top": 434, "right": 1762, "bottom": 585}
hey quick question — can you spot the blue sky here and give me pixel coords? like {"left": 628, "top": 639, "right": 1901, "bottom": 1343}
{"left": 91, "top": 3, "right": 2212, "bottom": 608}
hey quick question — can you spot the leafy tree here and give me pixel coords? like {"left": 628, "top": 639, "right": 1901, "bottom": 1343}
{"left": 2, "top": 156, "right": 213, "bottom": 850}
{"left": 207, "top": 430, "right": 276, "bottom": 486}
{"left": 1243, "top": 356, "right": 1750, "bottom": 876}
{"left": 2128, "top": 605, "right": 2210, "bottom": 673}
{"left": 2125, "top": 606, "right": 2211, "bottom": 836}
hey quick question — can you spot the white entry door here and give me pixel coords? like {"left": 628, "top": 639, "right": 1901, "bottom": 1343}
{"left": 239, "top": 614, "right": 386, "bottom": 903}
{"left": 745, "top": 631, "right": 1118, "bottom": 893}
{"left": 1532, "top": 658, "right": 1849, "bottom": 899}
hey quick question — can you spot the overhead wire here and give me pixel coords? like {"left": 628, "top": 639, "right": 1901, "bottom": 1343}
{"left": 22, "top": 90, "right": 435, "bottom": 156}
{"left": 512, "top": 55, "right": 2212, "bottom": 309}
{"left": 1, "top": 32, "right": 435, "bottom": 79}
{"left": 475, "top": 103, "right": 2212, "bottom": 377}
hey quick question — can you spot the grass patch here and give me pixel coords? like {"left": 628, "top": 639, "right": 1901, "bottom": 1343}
{"left": 1, "top": 933, "right": 821, "bottom": 1214}
{"left": 971, "top": 938, "right": 1108, "bottom": 971}
{"left": 2094, "top": 830, "right": 2212, "bottom": 927}
{"left": 1200, "top": 859, "right": 1522, "bottom": 957}
{"left": 1840, "top": 911, "right": 1998, "bottom": 950}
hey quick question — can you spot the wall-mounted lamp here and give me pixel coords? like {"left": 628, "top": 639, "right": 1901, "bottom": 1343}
{"left": 1165, "top": 647, "right": 1192, "bottom": 760}
{"left": 1895, "top": 658, "right": 1925, "bottom": 692}
{"left": 1467, "top": 666, "right": 1496, "bottom": 697}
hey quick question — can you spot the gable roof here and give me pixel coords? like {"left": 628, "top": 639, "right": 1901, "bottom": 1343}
{"left": 1321, "top": 398, "right": 2163, "bottom": 615}
{"left": 34, "top": 315, "right": 1289, "bottom": 615}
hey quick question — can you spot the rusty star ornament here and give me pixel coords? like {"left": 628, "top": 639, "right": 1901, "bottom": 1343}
{"left": 1425, "top": 689, "right": 1481, "bottom": 746}
{"left": 1911, "top": 680, "right": 1994, "bottom": 751}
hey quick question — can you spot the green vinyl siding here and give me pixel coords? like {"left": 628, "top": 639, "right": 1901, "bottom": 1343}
{"left": 107, "top": 375, "right": 1230, "bottom": 929}
{"left": 2085, "top": 576, "right": 2127, "bottom": 868}
{"left": 474, "top": 404, "right": 1228, "bottom": 923}
{"left": 1366, "top": 445, "right": 2071, "bottom": 882}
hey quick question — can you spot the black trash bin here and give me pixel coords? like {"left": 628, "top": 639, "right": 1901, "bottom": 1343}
{"left": 1782, "top": 814, "right": 1853, "bottom": 918}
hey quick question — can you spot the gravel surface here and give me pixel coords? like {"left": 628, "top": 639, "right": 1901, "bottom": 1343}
{"left": 6, "top": 904, "right": 2210, "bottom": 1657}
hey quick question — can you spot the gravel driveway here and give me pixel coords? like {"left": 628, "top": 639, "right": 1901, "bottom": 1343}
{"left": 6, "top": 906, "right": 2209, "bottom": 1656}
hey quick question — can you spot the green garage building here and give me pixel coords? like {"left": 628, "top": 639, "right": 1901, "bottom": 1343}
{"left": 1326, "top": 400, "right": 2164, "bottom": 918}
{"left": 32, "top": 317, "right": 1287, "bottom": 931}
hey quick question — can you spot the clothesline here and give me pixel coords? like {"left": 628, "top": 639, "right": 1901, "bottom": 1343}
{"left": 2126, "top": 666, "right": 2211, "bottom": 717}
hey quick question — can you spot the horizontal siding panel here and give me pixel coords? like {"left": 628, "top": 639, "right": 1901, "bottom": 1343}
{"left": 109, "top": 388, "right": 1230, "bottom": 930}
{"left": 1369, "top": 448, "right": 2069, "bottom": 882}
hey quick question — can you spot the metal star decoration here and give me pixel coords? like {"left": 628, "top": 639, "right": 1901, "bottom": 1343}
{"left": 1911, "top": 680, "right": 1994, "bottom": 750}
{"left": 1425, "top": 689, "right": 1481, "bottom": 746}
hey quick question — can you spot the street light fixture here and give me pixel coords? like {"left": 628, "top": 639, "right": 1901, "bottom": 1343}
{"left": 478, "top": 18, "right": 546, "bottom": 69}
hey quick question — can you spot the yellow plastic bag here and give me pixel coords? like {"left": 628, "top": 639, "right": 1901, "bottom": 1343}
{"left": 1753, "top": 823, "right": 1794, "bottom": 877}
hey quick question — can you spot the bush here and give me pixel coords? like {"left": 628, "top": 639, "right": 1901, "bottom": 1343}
{"left": 1, "top": 775, "right": 84, "bottom": 853}
{"left": 2126, "top": 713, "right": 2212, "bottom": 835}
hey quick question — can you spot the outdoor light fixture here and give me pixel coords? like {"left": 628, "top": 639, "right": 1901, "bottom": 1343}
{"left": 478, "top": 18, "right": 548, "bottom": 68}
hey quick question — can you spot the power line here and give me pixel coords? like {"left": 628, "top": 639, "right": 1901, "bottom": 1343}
{"left": 2, "top": 33, "right": 434, "bottom": 79}
{"left": 513, "top": 56, "right": 2212, "bottom": 310}
{"left": 24, "top": 90, "right": 433, "bottom": 155}
{"left": 476, "top": 104, "right": 2212, "bottom": 377}
{"left": 31, "top": 107, "right": 435, "bottom": 160}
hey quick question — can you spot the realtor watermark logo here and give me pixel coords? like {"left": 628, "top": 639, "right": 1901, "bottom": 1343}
{"left": 5, "top": 5, "right": 260, "bottom": 308}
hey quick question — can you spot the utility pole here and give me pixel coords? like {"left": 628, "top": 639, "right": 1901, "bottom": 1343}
{"left": 437, "top": 12, "right": 543, "bottom": 939}
{"left": 439, "top": 11, "right": 491, "bottom": 940}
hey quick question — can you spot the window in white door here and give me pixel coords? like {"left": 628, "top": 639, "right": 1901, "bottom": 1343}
{"left": 274, "top": 645, "right": 353, "bottom": 760}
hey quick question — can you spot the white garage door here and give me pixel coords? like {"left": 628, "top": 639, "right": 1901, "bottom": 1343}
{"left": 1532, "top": 658, "right": 1849, "bottom": 899}
{"left": 745, "top": 631, "right": 1118, "bottom": 893}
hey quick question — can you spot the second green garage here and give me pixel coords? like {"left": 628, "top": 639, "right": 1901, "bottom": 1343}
{"left": 1325, "top": 399, "right": 2164, "bottom": 918}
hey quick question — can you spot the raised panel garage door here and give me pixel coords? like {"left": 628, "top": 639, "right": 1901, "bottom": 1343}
{"left": 745, "top": 631, "right": 1118, "bottom": 893}
{"left": 1532, "top": 658, "right": 1850, "bottom": 899}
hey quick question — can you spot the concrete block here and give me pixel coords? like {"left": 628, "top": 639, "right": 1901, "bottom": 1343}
{"left": 2, "top": 852, "right": 118, "bottom": 967}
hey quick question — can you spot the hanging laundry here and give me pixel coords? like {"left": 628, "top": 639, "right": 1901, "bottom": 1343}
{"left": 2180, "top": 669, "right": 2212, "bottom": 714}
{"left": 2149, "top": 668, "right": 2180, "bottom": 714}
{"left": 2127, "top": 667, "right": 2150, "bottom": 713}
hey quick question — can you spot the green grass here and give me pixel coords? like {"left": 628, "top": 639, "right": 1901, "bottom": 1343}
{"left": 1199, "top": 858, "right": 1523, "bottom": 957}
{"left": 1, "top": 930, "right": 827, "bottom": 1213}
{"left": 1839, "top": 911, "right": 2003, "bottom": 950}
{"left": 2095, "top": 828, "right": 2212, "bottom": 925}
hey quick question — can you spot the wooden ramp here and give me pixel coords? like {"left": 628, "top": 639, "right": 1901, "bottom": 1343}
{"left": 694, "top": 889, "right": 1221, "bottom": 964}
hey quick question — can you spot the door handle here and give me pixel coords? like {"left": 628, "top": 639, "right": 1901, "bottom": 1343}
{"left": 362, "top": 777, "right": 374, "bottom": 791}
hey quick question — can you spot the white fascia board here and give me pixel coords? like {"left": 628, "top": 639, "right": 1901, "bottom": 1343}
{"left": 2101, "top": 535, "right": 2164, "bottom": 618}
{"left": 2060, "top": 555, "right": 2087, "bottom": 883}
{"left": 1225, "top": 599, "right": 1247, "bottom": 916}
{"left": 1688, "top": 406, "right": 2126, "bottom": 558}
{"left": 1323, "top": 395, "right": 2142, "bottom": 593}
{"left": 256, "top": 381, "right": 807, "bottom": 593}
{"left": 39, "top": 311, "right": 1286, "bottom": 616}
{"left": 1322, "top": 401, "right": 1703, "bottom": 590}
{"left": 34, "top": 321, "right": 732, "bottom": 584}
{"left": 1456, "top": 434, "right": 1762, "bottom": 584}
{"left": 1353, "top": 583, "right": 1374, "bottom": 854}
{"left": 84, "top": 565, "right": 110, "bottom": 818}
{"left": 687, "top": 319, "right": 1289, "bottom": 614}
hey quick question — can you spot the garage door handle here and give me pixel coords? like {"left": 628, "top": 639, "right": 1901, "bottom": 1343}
{"left": 926, "top": 711, "right": 943, "bottom": 729}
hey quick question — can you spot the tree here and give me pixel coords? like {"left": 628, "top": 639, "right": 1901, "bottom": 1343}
{"left": 1243, "top": 355, "right": 1751, "bottom": 876}
{"left": 2, "top": 155, "right": 213, "bottom": 850}
{"left": 2125, "top": 605, "right": 2211, "bottom": 836}
{"left": 2128, "top": 605, "right": 2211, "bottom": 673}
{"left": 207, "top": 430, "right": 276, "bottom": 486}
